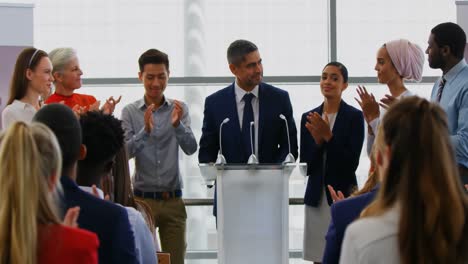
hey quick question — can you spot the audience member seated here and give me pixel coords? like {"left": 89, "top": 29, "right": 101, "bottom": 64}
{"left": 33, "top": 104, "right": 138, "bottom": 264}
{"left": 341, "top": 97, "right": 468, "bottom": 264}
{"left": 111, "top": 146, "right": 162, "bottom": 252}
{"left": 2, "top": 48, "right": 53, "bottom": 129}
{"left": 77, "top": 111, "right": 157, "bottom": 264}
{"left": 0, "top": 122, "right": 98, "bottom": 263}
{"left": 46, "top": 47, "right": 120, "bottom": 114}
{"left": 322, "top": 147, "right": 379, "bottom": 264}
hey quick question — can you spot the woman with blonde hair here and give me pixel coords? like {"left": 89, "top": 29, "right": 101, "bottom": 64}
{"left": 340, "top": 97, "right": 468, "bottom": 264}
{"left": 1, "top": 48, "right": 54, "bottom": 129}
{"left": 0, "top": 122, "right": 98, "bottom": 264}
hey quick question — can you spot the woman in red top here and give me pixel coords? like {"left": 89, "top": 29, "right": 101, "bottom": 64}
{"left": 0, "top": 122, "right": 99, "bottom": 264}
{"left": 46, "top": 47, "right": 120, "bottom": 114}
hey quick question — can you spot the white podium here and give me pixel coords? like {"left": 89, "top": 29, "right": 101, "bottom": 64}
{"left": 199, "top": 163, "right": 304, "bottom": 264}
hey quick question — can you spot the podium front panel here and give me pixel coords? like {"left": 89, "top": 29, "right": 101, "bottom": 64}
{"left": 217, "top": 166, "right": 289, "bottom": 264}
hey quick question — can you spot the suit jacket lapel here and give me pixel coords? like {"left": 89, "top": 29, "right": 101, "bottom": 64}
{"left": 258, "top": 83, "right": 266, "bottom": 158}
{"left": 331, "top": 100, "right": 347, "bottom": 135}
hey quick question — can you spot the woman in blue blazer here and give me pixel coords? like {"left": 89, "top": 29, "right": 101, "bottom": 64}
{"left": 300, "top": 62, "right": 364, "bottom": 262}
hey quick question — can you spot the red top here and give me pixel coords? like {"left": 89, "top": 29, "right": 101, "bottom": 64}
{"left": 38, "top": 224, "right": 99, "bottom": 264}
{"left": 45, "top": 93, "right": 97, "bottom": 109}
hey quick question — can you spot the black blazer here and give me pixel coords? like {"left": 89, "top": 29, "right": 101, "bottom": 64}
{"left": 322, "top": 187, "right": 379, "bottom": 264}
{"left": 300, "top": 100, "right": 364, "bottom": 207}
{"left": 60, "top": 176, "right": 138, "bottom": 264}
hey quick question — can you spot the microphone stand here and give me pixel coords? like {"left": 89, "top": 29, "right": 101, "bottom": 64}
{"left": 215, "top": 118, "right": 230, "bottom": 165}
{"left": 247, "top": 121, "right": 259, "bottom": 164}
{"left": 280, "top": 114, "right": 295, "bottom": 163}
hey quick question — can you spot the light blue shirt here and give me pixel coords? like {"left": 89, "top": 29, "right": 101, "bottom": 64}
{"left": 126, "top": 207, "right": 158, "bottom": 264}
{"left": 121, "top": 97, "right": 198, "bottom": 192}
{"left": 431, "top": 59, "right": 468, "bottom": 168}
{"left": 79, "top": 186, "right": 158, "bottom": 264}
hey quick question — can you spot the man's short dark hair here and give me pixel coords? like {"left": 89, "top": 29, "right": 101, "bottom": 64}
{"left": 79, "top": 111, "right": 124, "bottom": 167}
{"left": 138, "top": 49, "right": 169, "bottom": 72}
{"left": 431, "top": 22, "right": 467, "bottom": 59}
{"left": 227, "top": 39, "right": 258, "bottom": 65}
{"left": 32, "top": 104, "right": 82, "bottom": 172}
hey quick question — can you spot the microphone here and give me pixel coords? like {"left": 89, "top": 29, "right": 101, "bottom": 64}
{"left": 279, "top": 114, "right": 295, "bottom": 163}
{"left": 247, "top": 121, "right": 259, "bottom": 164}
{"left": 215, "top": 118, "right": 230, "bottom": 165}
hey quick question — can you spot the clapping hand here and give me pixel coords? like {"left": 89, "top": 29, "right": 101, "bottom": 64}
{"left": 144, "top": 104, "right": 155, "bottom": 133}
{"left": 327, "top": 185, "right": 345, "bottom": 203}
{"left": 88, "top": 100, "right": 101, "bottom": 112}
{"left": 101, "top": 95, "right": 122, "bottom": 115}
{"left": 171, "top": 100, "right": 183, "bottom": 127}
{"left": 379, "top": 94, "right": 397, "bottom": 109}
{"left": 305, "top": 112, "right": 333, "bottom": 145}
{"left": 355, "top": 85, "right": 379, "bottom": 123}
{"left": 63, "top": 206, "right": 80, "bottom": 228}
{"left": 71, "top": 104, "right": 88, "bottom": 119}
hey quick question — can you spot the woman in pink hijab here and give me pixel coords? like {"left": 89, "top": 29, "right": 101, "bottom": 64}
{"left": 355, "top": 39, "right": 425, "bottom": 155}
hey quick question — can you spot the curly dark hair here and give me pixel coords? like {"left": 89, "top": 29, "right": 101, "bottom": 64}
{"left": 79, "top": 111, "right": 124, "bottom": 166}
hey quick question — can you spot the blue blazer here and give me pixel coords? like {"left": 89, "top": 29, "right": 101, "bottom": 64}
{"left": 199, "top": 82, "right": 298, "bottom": 164}
{"left": 300, "top": 100, "right": 364, "bottom": 207}
{"left": 60, "top": 176, "right": 138, "bottom": 264}
{"left": 322, "top": 187, "right": 379, "bottom": 264}
{"left": 199, "top": 82, "right": 298, "bottom": 217}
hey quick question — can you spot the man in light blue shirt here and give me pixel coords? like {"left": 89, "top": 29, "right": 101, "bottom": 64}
{"left": 121, "top": 49, "right": 198, "bottom": 264}
{"left": 426, "top": 22, "right": 468, "bottom": 184}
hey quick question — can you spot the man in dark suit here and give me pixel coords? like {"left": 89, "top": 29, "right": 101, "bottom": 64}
{"left": 33, "top": 104, "right": 138, "bottom": 264}
{"left": 322, "top": 187, "right": 378, "bottom": 264}
{"left": 198, "top": 39, "right": 298, "bottom": 216}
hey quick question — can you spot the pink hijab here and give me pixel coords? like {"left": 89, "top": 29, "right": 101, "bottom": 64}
{"left": 385, "top": 39, "right": 425, "bottom": 82}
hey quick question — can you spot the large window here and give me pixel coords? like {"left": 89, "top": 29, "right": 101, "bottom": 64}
{"left": 30, "top": 0, "right": 456, "bottom": 262}
{"left": 337, "top": 0, "right": 456, "bottom": 77}
{"left": 34, "top": 0, "right": 328, "bottom": 77}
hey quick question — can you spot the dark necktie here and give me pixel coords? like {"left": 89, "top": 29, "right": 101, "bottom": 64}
{"left": 436, "top": 77, "right": 446, "bottom": 102}
{"left": 242, "top": 93, "right": 255, "bottom": 160}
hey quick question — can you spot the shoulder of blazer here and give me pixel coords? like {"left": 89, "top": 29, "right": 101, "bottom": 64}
{"left": 332, "top": 189, "right": 377, "bottom": 224}
{"left": 259, "top": 82, "right": 289, "bottom": 99}
{"left": 206, "top": 83, "right": 235, "bottom": 102}
{"left": 337, "top": 101, "right": 362, "bottom": 124}
{"left": 340, "top": 100, "right": 362, "bottom": 115}
{"left": 302, "top": 103, "right": 324, "bottom": 118}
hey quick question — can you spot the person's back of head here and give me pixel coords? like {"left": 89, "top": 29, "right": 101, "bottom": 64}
{"left": 33, "top": 104, "right": 82, "bottom": 177}
{"left": 363, "top": 96, "right": 468, "bottom": 263}
{"left": 227, "top": 39, "right": 258, "bottom": 65}
{"left": 0, "top": 122, "right": 62, "bottom": 264}
{"left": 431, "top": 22, "right": 467, "bottom": 60}
{"left": 77, "top": 111, "right": 124, "bottom": 186}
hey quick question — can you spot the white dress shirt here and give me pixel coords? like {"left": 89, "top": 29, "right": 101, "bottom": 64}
{"left": 1, "top": 99, "right": 37, "bottom": 130}
{"left": 340, "top": 206, "right": 400, "bottom": 264}
{"left": 234, "top": 82, "right": 259, "bottom": 157}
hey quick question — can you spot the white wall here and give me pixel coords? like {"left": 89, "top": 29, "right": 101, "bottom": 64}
{"left": 456, "top": 0, "right": 468, "bottom": 60}
{"left": 0, "top": 3, "right": 34, "bottom": 124}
